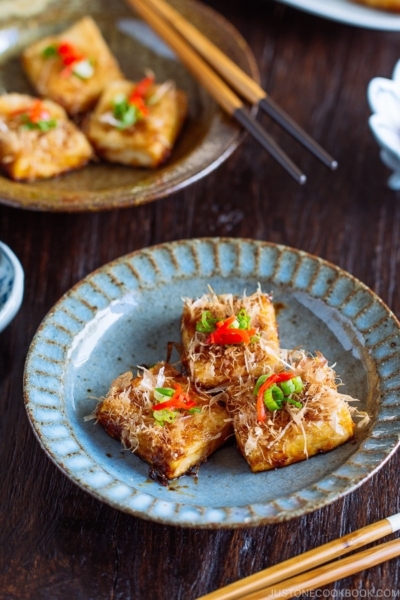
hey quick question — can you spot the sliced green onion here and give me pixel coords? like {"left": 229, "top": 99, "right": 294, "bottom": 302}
{"left": 154, "top": 387, "right": 175, "bottom": 402}
{"left": 37, "top": 119, "right": 57, "bottom": 132}
{"left": 22, "top": 118, "right": 57, "bottom": 132}
{"left": 280, "top": 379, "right": 296, "bottom": 396}
{"left": 291, "top": 376, "right": 304, "bottom": 393}
{"left": 286, "top": 398, "right": 303, "bottom": 409}
{"left": 253, "top": 374, "right": 270, "bottom": 396}
{"left": 188, "top": 407, "right": 202, "bottom": 414}
{"left": 153, "top": 408, "right": 177, "bottom": 425}
{"left": 264, "top": 385, "right": 284, "bottom": 411}
{"left": 196, "top": 310, "right": 218, "bottom": 333}
{"left": 236, "top": 308, "right": 251, "bottom": 330}
{"left": 112, "top": 96, "right": 138, "bottom": 129}
{"left": 42, "top": 45, "right": 58, "bottom": 58}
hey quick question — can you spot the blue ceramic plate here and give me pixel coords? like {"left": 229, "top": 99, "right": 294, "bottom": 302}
{"left": 24, "top": 239, "right": 400, "bottom": 528}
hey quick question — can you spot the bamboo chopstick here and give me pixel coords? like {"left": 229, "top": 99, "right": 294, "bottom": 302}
{"left": 240, "top": 538, "right": 400, "bottom": 600}
{"left": 196, "top": 513, "right": 400, "bottom": 600}
{"left": 125, "top": 0, "right": 307, "bottom": 184}
{"left": 136, "top": 0, "right": 337, "bottom": 170}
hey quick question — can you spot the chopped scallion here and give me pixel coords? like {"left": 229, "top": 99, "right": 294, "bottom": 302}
{"left": 154, "top": 387, "right": 175, "bottom": 402}
{"left": 286, "top": 398, "right": 303, "bottom": 409}
{"left": 42, "top": 45, "right": 58, "bottom": 58}
{"left": 263, "top": 385, "right": 284, "bottom": 411}
{"left": 236, "top": 308, "right": 251, "bottom": 330}
{"left": 196, "top": 310, "right": 218, "bottom": 333}
{"left": 253, "top": 374, "right": 270, "bottom": 396}
{"left": 291, "top": 376, "right": 304, "bottom": 393}
{"left": 153, "top": 408, "right": 177, "bottom": 426}
{"left": 280, "top": 379, "right": 296, "bottom": 396}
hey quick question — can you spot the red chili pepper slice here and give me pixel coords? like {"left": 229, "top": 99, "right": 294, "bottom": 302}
{"left": 130, "top": 75, "right": 154, "bottom": 99}
{"left": 28, "top": 100, "right": 49, "bottom": 123}
{"left": 209, "top": 328, "right": 256, "bottom": 345}
{"left": 152, "top": 383, "right": 197, "bottom": 411}
{"left": 256, "top": 373, "right": 295, "bottom": 422}
{"left": 207, "top": 314, "right": 256, "bottom": 345}
{"left": 130, "top": 95, "right": 149, "bottom": 116}
{"left": 58, "top": 42, "right": 83, "bottom": 63}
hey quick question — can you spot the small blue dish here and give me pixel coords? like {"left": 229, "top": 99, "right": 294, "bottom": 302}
{"left": 0, "top": 241, "right": 24, "bottom": 333}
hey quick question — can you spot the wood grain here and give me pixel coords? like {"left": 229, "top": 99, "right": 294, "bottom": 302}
{"left": 1, "top": 1, "right": 400, "bottom": 598}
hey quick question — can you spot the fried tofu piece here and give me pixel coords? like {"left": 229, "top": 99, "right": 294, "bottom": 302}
{"left": 21, "top": 16, "right": 123, "bottom": 115}
{"left": 228, "top": 351, "right": 362, "bottom": 472}
{"left": 95, "top": 363, "right": 232, "bottom": 483}
{"left": 351, "top": 0, "right": 400, "bottom": 11}
{"left": 85, "top": 79, "right": 188, "bottom": 167}
{"left": 181, "top": 288, "right": 280, "bottom": 389}
{"left": 0, "top": 93, "right": 93, "bottom": 181}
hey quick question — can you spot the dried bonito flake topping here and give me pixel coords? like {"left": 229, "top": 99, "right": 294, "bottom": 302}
{"left": 227, "top": 349, "right": 370, "bottom": 472}
{"left": 92, "top": 362, "right": 233, "bottom": 482}
{"left": 181, "top": 286, "right": 280, "bottom": 388}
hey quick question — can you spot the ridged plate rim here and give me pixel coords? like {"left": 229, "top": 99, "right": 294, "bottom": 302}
{"left": 23, "top": 238, "right": 400, "bottom": 528}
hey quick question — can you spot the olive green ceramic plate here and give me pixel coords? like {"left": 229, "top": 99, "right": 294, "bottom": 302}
{"left": 0, "top": 0, "right": 258, "bottom": 212}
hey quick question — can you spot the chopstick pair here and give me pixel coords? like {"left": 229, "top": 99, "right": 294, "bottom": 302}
{"left": 125, "top": 0, "right": 337, "bottom": 184}
{"left": 196, "top": 513, "right": 400, "bottom": 599}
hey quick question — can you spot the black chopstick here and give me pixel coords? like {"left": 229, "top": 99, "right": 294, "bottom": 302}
{"left": 127, "top": 0, "right": 307, "bottom": 183}
{"left": 137, "top": 0, "right": 337, "bottom": 172}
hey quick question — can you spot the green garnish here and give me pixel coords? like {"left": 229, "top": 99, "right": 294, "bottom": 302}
{"left": 152, "top": 408, "right": 177, "bottom": 426}
{"left": 112, "top": 95, "right": 138, "bottom": 129}
{"left": 153, "top": 387, "right": 175, "bottom": 402}
{"left": 280, "top": 379, "right": 296, "bottom": 396}
{"left": 291, "top": 376, "right": 304, "bottom": 394}
{"left": 285, "top": 398, "right": 303, "bottom": 409}
{"left": 21, "top": 116, "right": 57, "bottom": 132}
{"left": 42, "top": 45, "right": 58, "bottom": 58}
{"left": 196, "top": 308, "right": 253, "bottom": 334}
{"left": 236, "top": 308, "right": 251, "bottom": 330}
{"left": 254, "top": 373, "right": 305, "bottom": 413}
{"left": 263, "top": 385, "right": 284, "bottom": 411}
{"left": 195, "top": 310, "right": 218, "bottom": 333}
{"left": 188, "top": 407, "right": 202, "bottom": 414}
{"left": 253, "top": 374, "right": 270, "bottom": 396}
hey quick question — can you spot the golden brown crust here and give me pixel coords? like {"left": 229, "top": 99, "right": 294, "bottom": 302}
{"left": 0, "top": 93, "right": 93, "bottom": 181}
{"left": 95, "top": 363, "right": 233, "bottom": 481}
{"left": 181, "top": 288, "right": 280, "bottom": 389}
{"left": 21, "top": 16, "right": 123, "bottom": 115}
{"left": 351, "top": 0, "right": 400, "bottom": 11}
{"left": 85, "top": 79, "right": 188, "bottom": 168}
{"left": 227, "top": 352, "right": 359, "bottom": 472}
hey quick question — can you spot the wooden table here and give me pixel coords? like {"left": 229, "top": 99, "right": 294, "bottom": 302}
{"left": 1, "top": 0, "right": 400, "bottom": 597}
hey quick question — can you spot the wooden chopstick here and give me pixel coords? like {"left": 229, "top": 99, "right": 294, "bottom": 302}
{"left": 196, "top": 513, "right": 400, "bottom": 600}
{"left": 125, "top": 0, "right": 307, "bottom": 184}
{"left": 240, "top": 538, "right": 400, "bottom": 600}
{"left": 137, "top": 0, "right": 337, "bottom": 170}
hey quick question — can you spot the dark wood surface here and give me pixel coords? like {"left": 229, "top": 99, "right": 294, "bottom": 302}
{"left": 1, "top": 0, "right": 400, "bottom": 598}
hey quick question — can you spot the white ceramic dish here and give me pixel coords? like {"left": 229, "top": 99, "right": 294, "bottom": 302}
{"left": 0, "top": 241, "right": 24, "bottom": 332}
{"left": 276, "top": 0, "right": 400, "bottom": 30}
{"left": 368, "top": 60, "right": 400, "bottom": 190}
